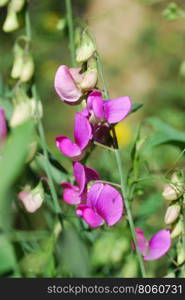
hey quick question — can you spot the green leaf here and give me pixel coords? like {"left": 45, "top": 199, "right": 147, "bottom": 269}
{"left": 0, "top": 234, "right": 18, "bottom": 277}
{"left": 144, "top": 117, "right": 185, "bottom": 152}
{"left": 20, "top": 235, "right": 55, "bottom": 277}
{"left": 130, "top": 103, "right": 143, "bottom": 114}
{"left": 0, "top": 121, "right": 34, "bottom": 229}
{"left": 58, "top": 223, "right": 90, "bottom": 277}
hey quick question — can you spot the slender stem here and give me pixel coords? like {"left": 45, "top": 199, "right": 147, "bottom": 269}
{"left": 32, "top": 87, "right": 62, "bottom": 217}
{"left": 65, "top": 0, "right": 76, "bottom": 67}
{"left": 96, "top": 54, "right": 146, "bottom": 277}
{"left": 25, "top": 7, "right": 63, "bottom": 221}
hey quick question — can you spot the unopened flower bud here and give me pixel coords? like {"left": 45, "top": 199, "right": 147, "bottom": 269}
{"left": 164, "top": 204, "right": 181, "bottom": 225}
{"left": 177, "top": 243, "right": 185, "bottom": 266}
{"left": 18, "top": 182, "right": 44, "bottom": 213}
{"left": 11, "top": 44, "right": 24, "bottom": 79}
{"left": 10, "top": 0, "right": 25, "bottom": 12}
{"left": 3, "top": 7, "right": 19, "bottom": 32}
{"left": 76, "top": 31, "right": 96, "bottom": 63}
{"left": 171, "top": 219, "right": 183, "bottom": 239}
{"left": 0, "top": 0, "right": 9, "bottom": 7}
{"left": 20, "top": 55, "right": 34, "bottom": 83}
{"left": 162, "top": 183, "right": 183, "bottom": 201}
{"left": 10, "top": 98, "right": 43, "bottom": 127}
{"left": 80, "top": 69, "right": 98, "bottom": 91}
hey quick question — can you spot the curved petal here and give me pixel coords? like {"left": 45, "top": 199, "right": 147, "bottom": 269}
{"left": 95, "top": 184, "right": 124, "bottom": 226}
{"left": 77, "top": 206, "right": 104, "bottom": 228}
{"left": 104, "top": 96, "right": 132, "bottom": 124}
{"left": 135, "top": 228, "right": 149, "bottom": 256}
{"left": 74, "top": 113, "right": 92, "bottom": 150}
{"left": 56, "top": 135, "right": 81, "bottom": 158}
{"left": 87, "top": 182, "right": 104, "bottom": 208}
{"left": 61, "top": 182, "right": 81, "bottom": 205}
{"left": 0, "top": 108, "right": 7, "bottom": 142}
{"left": 54, "top": 65, "right": 82, "bottom": 102}
{"left": 92, "top": 95, "right": 105, "bottom": 121}
{"left": 87, "top": 90, "right": 103, "bottom": 111}
{"left": 144, "top": 230, "right": 171, "bottom": 261}
{"left": 73, "top": 162, "right": 86, "bottom": 194}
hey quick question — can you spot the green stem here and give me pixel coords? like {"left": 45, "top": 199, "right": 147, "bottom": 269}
{"left": 65, "top": 0, "right": 76, "bottom": 67}
{"left": 96, "top": 54, "right": 146, "bottom": 278}
{"left": 25, "top": 7, "right": 63, "bottom": 221}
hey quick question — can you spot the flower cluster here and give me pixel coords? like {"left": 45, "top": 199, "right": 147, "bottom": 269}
{"left": 54, "top": 32, "right": 171, "bottom": 260}
{"left": 54, "top": 36, "right": 131, "bottom": 227}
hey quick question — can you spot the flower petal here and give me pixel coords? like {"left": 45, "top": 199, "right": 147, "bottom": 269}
{"left": 73, "top": 162, "right": 100, "bottom": 195}
{"left": 135, "top": 228, "right": 149, "bottom": 256}
{"left": 74, "top": 113, "right": 92, "bottom": 150}
{"left": 104, "top": 96, "right": 132, "bottom": 124}
{"left": 87, "top": 90, "right": 102, "bottom": 111}
{"left": 54, "top": 65, "right": 82, "bottom": 102}
{"left": 73, "top": 162, "right": 86, "bottom": 194}
{"left": 0, "top": 108, "right": 7, "bottom": 142}
{"left": 77, "top": 205, "right": 104, "bottom": 228}
{"left": 56, "top": 135, "right": 81, "bottom": 158}
{"left": 61, "top": 182, "right": 81, "bottom": 205}
{"left": 144, "top": 229, "right": 171, "bottom": 261}
{"left": 87, "top": 182, "right": 104, "bottom": 208}
{"left": 95, "top": 184, "right": 124, "bottom": 226}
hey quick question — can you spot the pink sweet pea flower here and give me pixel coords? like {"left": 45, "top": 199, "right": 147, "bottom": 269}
{"left": 54, "top": 65, "right": 83, "bottom": 103}
{"left": 0, "top": 108, "right": 7, "bottom": 143}
{"left": 76, "top": 182, "right": 124, "bottom": 227}
{"left": 61, "top": 161, "right": 100, "bottom": 205}
{"left": 86, "top": 90, "right": 132, "bottom": 124}
{"left": 56, "top": 112, "right": 92, "bottom": 160}
{"left": 133, "top": 228, "right": 171, "bottom": 261}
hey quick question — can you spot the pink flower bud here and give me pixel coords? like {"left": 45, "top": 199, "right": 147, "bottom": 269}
{"left": 18, "top": 183, "right": 44, "bottom": 213}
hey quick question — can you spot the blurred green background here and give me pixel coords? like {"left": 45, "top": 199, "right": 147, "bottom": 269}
{"left": 0, "top": 0, "right": 185, "bottom": 278}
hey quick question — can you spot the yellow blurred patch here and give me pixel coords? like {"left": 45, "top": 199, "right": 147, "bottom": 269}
{"left": 114, "top": 121, "right": 132, "bottom": 147}
{"left": 42, "top": 12, "right": 61, "bottom": 32}
{"left": 40, "top": 60, "right": 58, "bottom": 80}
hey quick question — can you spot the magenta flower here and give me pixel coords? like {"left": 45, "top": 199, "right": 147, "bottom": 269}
{"left": 134, "top": 228, "right": 171, "bottom": 261}
{"left": 85, "top": 90, "right": 132, "bottom": 124}
{"left": 0, "top": 108, "right": 7, "bottom": 143}
{"left": 61, "top": 161, "right": 100, "bottom": 205}
{"left": 76, "top": 182, "right": 124, "bottom": 227}
{"left": 54, "top": 65, "right": 83, "bottom": 103}
{"left": 56, "top": 112, "right": 92, "bottom": 160}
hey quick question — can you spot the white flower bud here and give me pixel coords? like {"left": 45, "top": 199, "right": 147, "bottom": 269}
{"left": 3, "top": 7, "right": 19, "bottom": 32}
{"left": 76, "top": 31, "right": 96, "bottom": 63}
{"left": 171, "top": 219, "right": 183, "bottom": 239}
{"left": 164, "top": 204, "right": 181, "bottom": 225}
{"left": 177, "top": 245, "right": 185, "bottom": 266}
{"left": 20, "top": 55, "right": 35, "bottom": 83}
{"left": 18, "top": 183, "right": 44, "bottom": 213}
{"left": 10, "top": 98, "right": 43, "bottom": 127}
{"left": 11, "top": 44, "right": 24, "bottom": 79}
{"left": 162, "top": 183, "right": 183, "bottom": 201}
{"left": 10, "top": 0, "right": 25, "bottom": 12}
{"left": 80, "top": 69, "right": 98, "bottom": 91}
